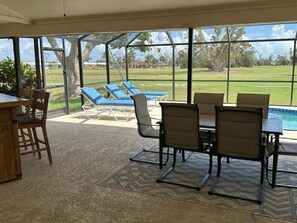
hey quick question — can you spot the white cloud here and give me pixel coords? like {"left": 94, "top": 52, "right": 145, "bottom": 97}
{"left": 0, "top": 39, "right": 13, "bottom": 60}
{"left": 0, "top": 25, "right": 295, "bottom": 62}
{"left": 253, "top": 25, "right": 295, "bottom": 58}
{"left": 151, "top": 32, "right": 169, "bottom": 43}
{"left": 272, "top": 25, "right": 295, "bottom": 39}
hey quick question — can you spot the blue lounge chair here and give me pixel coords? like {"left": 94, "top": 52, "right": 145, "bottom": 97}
{"left": 104, "top": 83, "right": 158, "bottom": 101}
{"left": 122, "top": 81, "right": 168, "bottom": 101}
{"left": 103, "top": 83, "right": 131, "bottom": 100}
{"left": 80, "top": 87, "right": 134, "bottom": 121}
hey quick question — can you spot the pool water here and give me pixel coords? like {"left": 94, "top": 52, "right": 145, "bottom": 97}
{"left": 269, "top": 108, "right": 297, "bottom": 131}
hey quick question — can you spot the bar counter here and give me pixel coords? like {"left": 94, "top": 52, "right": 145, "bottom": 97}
{"left": 0, "top": 93, "right": 29, "bottom": 183}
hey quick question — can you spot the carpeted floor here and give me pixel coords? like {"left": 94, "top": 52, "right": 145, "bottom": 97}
{"left": 99, "top": 149, "right": 297, "bottom": 221}
{"left": 1, "top": 113, "right": 296, "bottom": 223}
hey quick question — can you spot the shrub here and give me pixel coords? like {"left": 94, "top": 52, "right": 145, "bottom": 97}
{"left": 0, "top": 57, "right": 36, "bottom": 91}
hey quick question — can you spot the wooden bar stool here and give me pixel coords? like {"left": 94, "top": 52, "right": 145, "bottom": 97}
{"left": 17, "top": 88, "right": 35, "bottom": 155}
{"left": 17, "top": 90, "right": 52, "bottom": 164}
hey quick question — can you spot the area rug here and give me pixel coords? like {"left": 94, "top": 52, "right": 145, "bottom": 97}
{"left": 99, "top": 150, "right": 297, "bottom": 221}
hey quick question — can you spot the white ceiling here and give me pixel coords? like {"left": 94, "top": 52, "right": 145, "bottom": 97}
{"left": 0, "top": 0, "right": 296, "bottom": 37}
{"left": 0, "top": 0, "right": 267, "bottom": 21}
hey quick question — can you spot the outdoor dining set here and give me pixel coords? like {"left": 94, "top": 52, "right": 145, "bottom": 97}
{"left": 76, "top": 82, "right": 297, "bottom": 204}
{"left": 128, "top": 91, "right": 297, "bottom": 205}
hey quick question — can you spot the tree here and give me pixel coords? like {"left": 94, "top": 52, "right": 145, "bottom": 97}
{"left": 145, "top": 54, "right": 158, "bottom": 67}
{"left": 47, "top": 35, "right": 99, "bottom": 97}
{"left": 275, "top": 55, "right": 291, "bottom": 66}
{"left": 47, "top": 33, "right": 152, "bottom": 97}
{"left": 255, "top": 55, "right": 274, "bottom": 66}
{"left": 127, "top": 48, "right": 136, "bottom": 67}
{"left": 0, "top": 57, "right": 36, "bottom": 91}
{"left": 194, "top": 27, "right": 256, "bottom": 71}
{"left": 176, "top": 49, "right": 188, "bottom": 68}
{"left": 159, "top": 55, "right": 168, "bottom": 66}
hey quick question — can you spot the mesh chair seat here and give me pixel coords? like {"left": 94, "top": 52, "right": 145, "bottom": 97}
{"left": 141, "top": 126, "right": 159, "bottom": 138}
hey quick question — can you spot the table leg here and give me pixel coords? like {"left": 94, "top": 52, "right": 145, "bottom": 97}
{"left": 159, "top": 136, "right": 163, "bottom": 170}
{"left": 272, "top": 134, "right": 280, "bottom": 188}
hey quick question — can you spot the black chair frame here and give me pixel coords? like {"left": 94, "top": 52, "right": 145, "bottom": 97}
{"left": 157, "top": 103, "right": 212, "bottom": 191}
{"left": 208, "top": 106, "right": 265, "bottom": 204}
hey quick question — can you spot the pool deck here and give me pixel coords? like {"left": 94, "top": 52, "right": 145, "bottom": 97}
{"left": 51, "top": 106, "right": 297, "bottom": 139}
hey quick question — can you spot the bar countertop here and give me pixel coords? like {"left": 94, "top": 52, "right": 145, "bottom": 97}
{"left": 0, "top": 93, "right": 30, "bottom": 108}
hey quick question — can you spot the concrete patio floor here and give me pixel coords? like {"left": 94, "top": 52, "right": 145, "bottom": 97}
{"left": 0, "top": 108, "right": 296, "bottom": 223}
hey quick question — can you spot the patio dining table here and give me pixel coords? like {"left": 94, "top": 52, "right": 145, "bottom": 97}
{"left": 199, "top": 113, "right": 283, "bottom": 188}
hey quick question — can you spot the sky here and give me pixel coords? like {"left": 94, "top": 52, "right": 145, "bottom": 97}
{"left": 0, "top": 23, "right": 296, "bottom": 63}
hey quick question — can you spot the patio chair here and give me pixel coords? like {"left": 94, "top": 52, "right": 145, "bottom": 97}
{"left": 237, "top": 93, "right": 270, "bottom": 118}
{"left": 208, "top": 106, "right": 267, "bottom": 204}
{"left": 122, "top": 81, "right": 168, "bottom": 101}
{"left": 129, "top": 94, "right": 170, "bottom": 165}
{"left": 104, "top": 83, "right": 158, "bottom": 101}
{"left": 193, "top": 92, "right": 225, "bottom": 159}
{"left": 237, "top": 93, "right": 270, "bottom": 142}
{"left": 193, "top": 92, "right": 224, "bottom": 115}
{"left": 103, "top": 83, "right": 131, "bottom": 100}
{"left": 266, "top": 138, "right": 297, "bottom": 188}
{"left": 17, "top": 89, "right": 53, "bottom": 164}
{"left": 80, "top": 87, "right": 134, "bottom": 121}
{"left": 156, "top": 103, "right": 212, "bottom": 190}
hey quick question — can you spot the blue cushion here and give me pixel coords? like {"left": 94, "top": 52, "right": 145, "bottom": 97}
{"left": 81, "top": 87, "right": 107, "bottom": 104}
{"left": 101, "top": 100, "right": 134, "bottom": 106}
{"left": 122, "top": 81, "right": 141, "bottom": 95}
{"left": 144, "top": 95, "right": 157, "bottom": 100}
{"left": 82, "top": 87, "right": 134, "bottom": 106}
{"left": 105, "top": 84, "right": 131, "bottom": 100}
{"left": 122, "top": 81, "right": 168, "bottom": 97}
{"left": 142, "top": 91, "right": 168, "bottom": 96}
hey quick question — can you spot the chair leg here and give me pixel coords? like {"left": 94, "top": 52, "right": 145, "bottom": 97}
{"left": 257, "top": 160, "right": 265, "bottom": 204}
{"left": 159, "top": 137, "right": 163, "bottom": 169}
{"left": 20, "top": 129, "right": 28, "bottom": 151}
{"left": 182, "top": 150, "right": 193, "bottom": 162}
{"left": 156, "top": 149, "right": 177, "bottom": 183}
{"left": 266, "top": 155, "right": 297, "bottom": 189}
{"left": 208, "top": 153, "right": 213, "bottom": 174}
{"left": 129, "top": 147, "right": 170, "bottom": 166}
{"left": 27, "top": 128, "right": 36, "bottom": 155}
{"left": 42, "top": 127, "right": 53, "bottom": 165}
{"left": 32, "top": 128, "right": 42, "bottom": 159}
{"left": 209, "top": 155, "right": 221, "bottom": 195}
{"left": 19, "top": 128, "right": 36, "bottom": 156}
{"left": 198, "top": 153, "right": 212, "bottom": 189}
{"left": 209, "top": 156, "right": 264, "bottom": 204}
{"left": 157, "top": 149, "right": 210, "bottom": 191}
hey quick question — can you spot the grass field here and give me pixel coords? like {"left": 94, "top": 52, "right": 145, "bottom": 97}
{"left": 44, "top": 65, "right": 297, "bottom": 112}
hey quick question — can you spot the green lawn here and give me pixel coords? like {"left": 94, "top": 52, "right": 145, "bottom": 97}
{"left": 44, "top": 65, "right": 297, "bottom": 112}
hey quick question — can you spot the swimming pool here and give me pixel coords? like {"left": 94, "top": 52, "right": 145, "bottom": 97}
{"left": 269, "top": 108, "right": 297, "bottom": 131}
